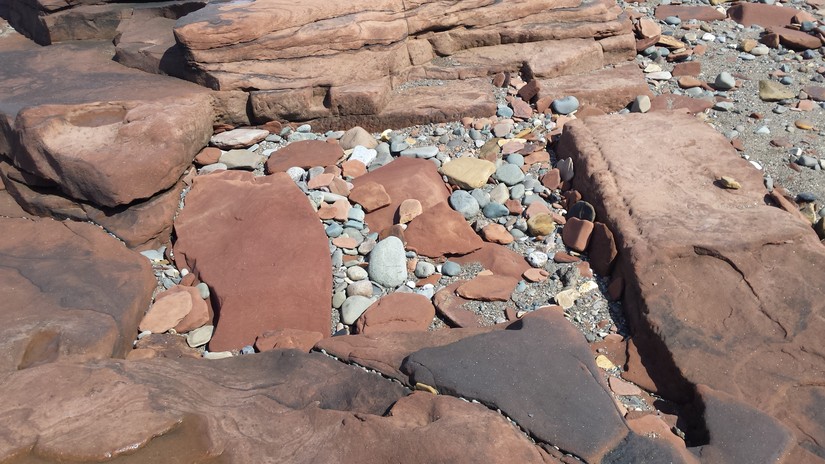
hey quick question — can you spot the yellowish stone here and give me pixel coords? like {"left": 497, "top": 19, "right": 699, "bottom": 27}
{"left": 555, "top": 289, "right": 580, "bottom": 310}
{"left": 795, "top": 119, "right": 815, "bottom": 131}
{"left": 720, "top": 176, "right": 741, "bottom": 189}
{"left": 526, "top": 214, "right": 556, "bottom": 236}
{"left": 440, "top": 157, "right": 497, "bottom": 189}
{"left": 596, "top": 355, "right": 616, "bottom": 370}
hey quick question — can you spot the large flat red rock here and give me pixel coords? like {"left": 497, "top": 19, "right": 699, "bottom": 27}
{"left": 173, "top": 171, "right": 332, "bottom": 351}
{"left": 558, "top": 111, "right": 825, "bottom": 460}
{"left": 538, "top": 62, "right": 651, "bottom": 113}
{"left": 0, "top": 216, "right": 155, "bottom": 372}
{"left": 351, "top": 157, "right": 450, "bottom": 234}
{"left": 404, "top": 201, "right": 484, "bottom": 258}
{"left": 0, "top": 351, "right": 554, "bottom": 463}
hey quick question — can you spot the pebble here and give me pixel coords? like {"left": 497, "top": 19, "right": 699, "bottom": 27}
{"left": 527, "top": 251, "right": 549, "bottom": 268}
{"left": 630, "top": 95, "right": 651, "bottom": 113}
{"left": 367, "top": 237, "right": 407, "bottom": 288}
{"left": 346, "top": 266, "right": 368, "bottom": 281}
{"left": 449, "top": 190, "right": 481, "bottom": 219}
{"left": 471, "top": 188, "right": 491, "bottom": 208}
{"left": 415, "top": 261, "right": 436, "bottom": 278}
{"left": 341, "top": 296, "right": 375, "bottom": 325}
{"left": 346, "top": 280, "right": 373, "bottom": 297}
{"left": 441, "top": 261, "right": 461, "bottom": 276}
{"left": 195, "top": 283, "right": 210, "bottom": 299}
{"left": 483, "top": 202, "right": 510, "bottom": 219}
{"left": 200, "top": 163, "right": 228, "bottom": 174}
{"left": 714, "top": 72, "right": 736, "bottom": 90}
{"left": 350, "top": 146, "right": 378, "bottom": 167}
{"left": 286, "top": 167, "right": 306, "bottom": 182}
{"left": 493, "top": 163, "right": 526, "bottom": 186}
{"left": 401, "top": 146, "right": 439, "bottom": 159}
{"left": 646, "top": 71, "right": 672, "bottom": 80}
{"left": 551, "top": 96, "right": 579, "bottom": 115}
{"left": 557, "top": 158, "right": 574, "bottom": 182}
{"left": 664, "top": 16, "right": 681, "bottom": 25}
{"left": 186, "top": 325, "right": 213, "bottom": 348}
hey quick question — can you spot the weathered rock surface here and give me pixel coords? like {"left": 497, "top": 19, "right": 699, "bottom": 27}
{"left": 265, "top": 139, "right": 344, "bottom": 173}
{"left": 174, "top": 171, "right": 332, "bottom": 351}
{"left": 353, "top": 293, "right": 435, "bottom": 334}
{"left": 559, "top": 111, "right": 825, "bottom": 460}
{"left": 0, "top": 350, "right": 559, "bottom": 463}
{"left": 404, "top": 201, "right": 484, "bottom": 258}
{"left": 0, "top": 216, "right": 155, "bottom": 372}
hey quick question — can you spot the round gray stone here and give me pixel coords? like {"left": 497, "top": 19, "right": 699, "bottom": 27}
{"left": 471, "top": 189, "right": 491, "bottom": 208}
{"left": 441, "top": 261, "right": 462, "bottom": 276}
{"left": 552, "top": 96, "right": 579, "bottom": 115}
{"left": 341, "top": 296, "right": 374, "bottom": 325}
{"left": 714, "top": 72, "right": 736, "bottom": 90}
{"left": 367, "top": 236, "right": 407, "bottom": 288}
{"left": 493, "top": 163, "right": 526, "bottom": 186}
{"left": 483, "top": 202, "right": 510, "bottom": 219}
{"left": 415, "top": 261, "right": 436, "bottom": 278}
{"left": 449, "top": 190, "right": 481, "bottom": 219}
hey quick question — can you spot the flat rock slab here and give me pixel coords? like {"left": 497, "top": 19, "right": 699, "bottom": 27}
{"left": 0, "top": 217, "right": 155, "bottom": 372}
{"left": 404, "top": 201, "right": 484, "bottom": 258}
{"left": 0, "top": 40, "right": 214, "bottom": 207}
{"left": 265, "top": 139, "right": 344, "bottom": 173}
{"left": 401, "top": 308, "right": 630, "bottom": 462}
{"left": 174, "top": 171, "right": 332, "bottom": 351}
{"left": 351, "top": 157, "right": 450, "bottom": 234}
{"left": 558, "top": 111, "right": 825, "bottom": 459}
{"left": 0, "top": 350, "right": 556, "bottom": 463}
{"left": 538, "top": 62, "right": 651, "bottom": 113}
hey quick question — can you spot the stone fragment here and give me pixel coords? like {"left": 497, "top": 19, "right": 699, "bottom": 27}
{"left": 348, "top": 181, "right": 391, "bottom": 212}
{"left": 451, "top": 243, "right": 531, "bottom": 280}
{"left": 562, "top": 217, "right": 595, "bottom": 252}
{"left": 759, "top": 80, "right": 795, "bottom": 101}
{"left": 456, "top": 275, "right": 518, "bottom": 301}
{"left": 432, "top": 281, "right": 484, "bottom": 328}
{"left": 254, "top": 328, "right": 323, "bottom": 352}
{"left": 354, "top": 293, "right": 435, "bottom": 334}
{"left": 265, "top": 140, "right": 344, "bottom": 173}
{"left": 210, "top": 128, "right": 269, "bottom": 150}
{"left": 405, "top": 202, "right": 484, "bottom": 258}
{"left": 368, "top": 236, "right": 408, "bottom": 288}
{"left": 480, "top": 223, "right": 514, "bottom": 244}
{"left": 340, "top": 126, "right": 378, "bottom": 150}
{"left": 440, "top": 158, "right": 496, "bottom": 190}
{"left": 527, "top": 214, "right": 556, "bottom": 236}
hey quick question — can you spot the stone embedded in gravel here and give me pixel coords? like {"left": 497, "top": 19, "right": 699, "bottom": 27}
{"left": 726, "top": 2, "right": 797, "bottom": 28}
{"left": 758, "top": 80, "right": 794, "bottom": 102}
{"left": 523, "top": 268, "right": 549, "bottom": 283}
{"left": 562, "top": 218, "right": 594, "bottom": 252}
{"left": 526, "top": 214, "right": 556, "bottom": 236}
{"left": 186, "top": 324, "right": 214, "bottom": 348}
{"left": 552, "top": 96, "right": 579, "bottom": 115}
{"left": 163, "top": 285, "right": 210, "bottom": 333}
{"left": 265, "top": 140, "right": 344, "bottom": 172}
{"left": 441, "top": 261, "right": 462, "bottom": 276}
{"left": 655, "top": 5, "right": 725, "bottom": 22}
{"left": 714, "top": 72, "right": 736, "bottom": 90}
{"left": 354, "top": 293, "right": 435, "bottom": 335}
{"left": 527, "top": 251, "right": 549, "bottom": 268}
{"left": 349, "top": 181, "right": 392, "bottom": 212}
{"left": 341, "top": 295, "right": 376, "bottom": 325}
{"left": 567, "top": 200, "right": 596, "bottom": 222}
{"left": 347, "top": 280, "right": 374, "bottom": 298}
{"left": 795, "top": 119, "right": 815, "bottom": 131}
{"left": 349, "top": 146, "right": 378, "bottom": 167}
{"left": 480, "top": 223, "right": 514, "bottom": 244}
{"left": 368, "top": 236, "right": 407, "bottom": 288}
{"left": 219, "top": 149, "right": 264, "bottom": 170}
{"left": 557, "top": 158, "right": 574, "bottom": 182}
{"left": 346, "top": 266, "right": 369, "bottom": 282}
{"left": 456, "top": 275, "right": 518, "bottom": 302}
{"left": 541, "top": 169, "right": 561, "bottom": 189}
{"left": 493, "top": 163, "right": 525, "bottom": 186}
{"left": 400, "top": 146, "right": 439, "bottom": 159}
{"left": 449, "top": 190, "right": 480, "bottom": 219}
{"left": 441, "top": 158, "right": 496, "bottom": 190}
{"left": 254, "top": 328, "right": 323, "bottom": 352}
{"left": 763, "top": 27, "right": 823, "bottom": 50}
{"left": 405, "top": 202, "right": 484, "bottom": 258}
{"left": 608, "top": 376, "right": 642, "bottom": 396}
{"left": 452, "top": 243, "right": 531, "bottom": 280}
{"left": 139, "top": 291, "right": 192, "bottom": 334}
{"left": 482, "top": 202, "right": 510, "bottom": 219}
{"left": 210, "top": 128, "right": 269, "bottom": 150}
{"left": 340, "top": 126, "right": 378, "bottom": 150}
{"left": 433, "top": 281, "right": 484, "bottom": 328}
{"left": 630, "top": 95, "right": 651, "bottom": 113}
{"left": 489, "top": 183, "right": 509, "bottom": 204}
{"left": 398, "top": 198, "right": 423, "bottom": 224}
{"left": 414, "top": 261, "right": 435, "bottom": 278}
{"left": 803, "top": 85, "right": 825, "bottom": 102}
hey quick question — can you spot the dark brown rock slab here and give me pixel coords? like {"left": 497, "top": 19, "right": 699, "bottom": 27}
{"left": 0, "top": 350, "right": 557, "bottom": 463}
{"left": 316, "top": 325, "right": 495, "bottom": 382}
{"left": 558, "top": 111, "right": 825, "bottom": 459}
{"left": 351, "top": 157, "right": 450, "bottom": 234}
{"left": 0, "top": 216, "right": 155, "bottom": 372}
{"left": 173, "top": 171, "right": 332, "bottom": 351}
{"left": 400, "top": 308, "right": 629, "bottom": 462}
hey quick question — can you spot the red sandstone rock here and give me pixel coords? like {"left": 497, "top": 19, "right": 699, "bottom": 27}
{"left": 0, "top": 217, "right": 155, "bottom": 372}
{"left": 341, "top": 159, "right": 367, "bottom": 178}
{"left": 354, "top": 293, "right": 435, "bottom": 334}
{"left": 763, "top": 27, "right": 823, "bottom": 50}
{"left": 559, "top": 111, "right": 825, "bottom": 458}
{"left": 456, "top": 275, "right": 518, "bottom": 301}
{"left": 397, "top": 198, "right": 423, "bottom": 224}
{"left": 452, "top": 243, "right": 531, "bottom": 279}
{"left": 195, "top": 147, "right": 222, "bottom": 165}
{"left": 655, "top": 5, "right": 725, "bottom": 22}
{"left": 352, "top": 158, "right": 450, "bottom": 233}
{"left": 405, "top": 202, "right": 483, "bottom": 258}
{"left": 541, "top": 169, "right": 562, "bottom": 189}
{"left": 174, "top": 171, "right": 332, "bottom": 351}
{"left": 254, "top": 328, "right": 323, "bottom": 352}
{"left": 562, "top": 217, "right": 594, "bottom": 252}
{"left": 265, "top": 140, "right": 344, "bottom": 173}
{"left": 727, "top": 3, "right": 797, "bottom": 28}
{"left": 433, "top": 281, "right": 484, "bottom": 328}
{"left": 348, "top": 181, "right": 391, "bottom": 212}
{"left": 480, "top": 223, "right": 514, "bottom": 244}
{"left": 589, "top": 222, "right": 618, "bottom": 276}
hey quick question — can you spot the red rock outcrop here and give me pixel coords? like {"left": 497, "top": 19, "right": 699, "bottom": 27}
{"left": 173, "top": 171, "right": 332, "bottom": 351}
{"left": 558, "top": 111, "right": 825, "bottom": 460}
{"left": 0, "top": 216, "right": 155, "bottom": 372}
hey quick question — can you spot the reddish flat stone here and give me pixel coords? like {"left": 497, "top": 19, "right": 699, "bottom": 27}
{"left": 451, "top": 243, "right": 531, "bottom": 279}
{"left": 480, "top": 223, "right": 514, "bottom": 244}
{"left": 562, "top": 217, "right": 594, "bottom": 252}
{"left": 174, "top": 171, "right": 332, "bottom": 351}
{"left": 609, "top": 376, "right": 642, "bottom": 396}
{"left": 554, "top": 251, "right": 581, "bottom": 263}
{"left": 456, "top": 275, "right": 518, "bottom": 301}
{"left": 650, "top": 95, "right": 714, "bottom": 114}
{"left": 538, "top": 63, "right": 651, "bottom": 113}
{"left": 265, "top": 140, "right": 344, "bottom": 173}
{"left": 405, "top": 201, "right": 483, "bottom": 258}
{"left": 589, "top": 222, "right": 618, "bottom": 276}
{"left": 307, "top": 172, "right": 334, "bottom": 189}
{"left": 672, "top": 61, "right": 701, "bottom": 77}
{"left": 727, "top": 3, "right": 797, "bottom": 28}
{"left": 141, "top": 285, "right": 209, "bottom": 334}
{"left": 352, "top": 158, "right": 450, "bottom": 233}
{"left": 559, "top": 111, "right": 825, "bottom": 458}
{"left": 128, "top": 333, "right": 202, "bottom": 361}
{"left": 525, "top": 201, "right": 552, "bottom": 218}
{"left": 354, "top": 293, "right": 435, "bottom": 334}
{"left": 0, "top": 217, "right": 155, "bottom": 371}
{"left": 523, "top": 268, "right": 549, "bottom": 282}
{"left": 195, "top": 147, "right": 222, "bottom": 165}
{"left": 254, "top": 328, "right": 323, "bottom": 352}
{"left": 348, "top": 181, "right": 391, "bottom": 212}
{"left": 541, "top": 169, "right": 561, "bottom": 189}
{"left": 655, "top": 5, "right": 725, "bottom": 22}
{"left": 398, "top": 198, "right": 423, "bottom": 224}
{"left": 341, "top": 159, "right": 367, "bottom": 178}
{"left": 433, "top": 281, "right": 484, "bottom": 328}
{"left": 763, "top": 27, "right": 823, "bottom": 50}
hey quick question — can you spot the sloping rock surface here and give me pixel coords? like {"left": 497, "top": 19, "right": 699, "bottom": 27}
{"left": 0, "top": 217, "right": 155, "bottom": 372}
{"left": 558, "top": 111, "right": 825, "bottom": 460}
{"left": 174, "top": 171, "right": 332, "bottom": 351}
{"left": 0, "top": 350, "right": 558, "bottom": 463}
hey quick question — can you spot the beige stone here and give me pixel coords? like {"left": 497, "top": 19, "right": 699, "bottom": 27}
{"left": 441, "top": 158, "right": 496, "bottom": 189}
